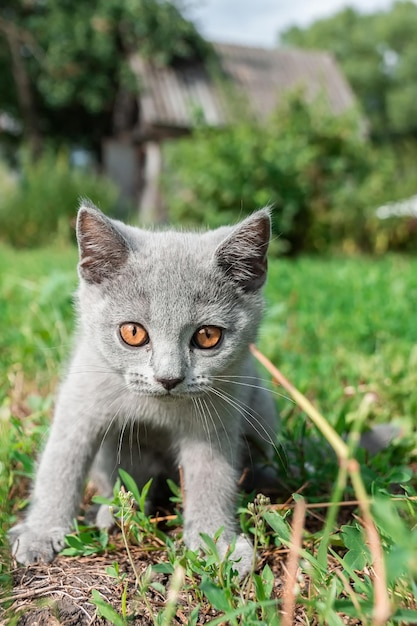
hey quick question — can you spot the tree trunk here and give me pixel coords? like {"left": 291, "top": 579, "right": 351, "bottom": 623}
{"left": 1, "top": 18, "right": 42, "bottom": 158}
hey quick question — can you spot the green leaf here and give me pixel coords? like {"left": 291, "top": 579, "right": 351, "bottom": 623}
{"left": 118, "top": 468, "right": 142, "bottom": 504}
{"left": 372, "top": 497, "right": 412, "bottom": 546}
{"left": 167, "top": 478, "right": 181, "bottom": 501}
{"left": 200, "top": 532, "right": 221, "bottom": 560}
{"left": 106, "top": 563, "right": 120, "bottom": 578}
{"left": 390, "top": 609, "right": 417, "bottom": 623}
{"left": 341, "top": 524, "right": 366, "bottom": 551}
{"left": 262, "top": 510, "right": 291, "bottom": 543}
{"left": 252, "top": 573, "right": 267, "bottom": 602}
{"left": 343, "top": 548, "right": 368, "bottom": 571}
{"left": 91, "top": 590, "right": 126, "bottom": 626}
{"left": 199, "top": 577, "right": 231, "bottom": 612}
{"left": 252, "top": 563, "right": 275, "bottom": 604}
{"left": 386, "top": 467, "right": 412, "bottom": 484}
{"left": 152, "top": 562, "right": 175, "bottom": 574}
{"left": 92, "top": 494, "right": 114, "bottom": 505}
{"left": 292, "top": 493, "right": 305, "bottom": 503}
{"left": 261, "top": 563, "right": 274, "bottom": 599}
{"left": 65, "top": 535, "right": 83, "bottom": 549}
{"left": 341, "top": 525, "right": 370, "bottom": 571}
{"left": 150, "top": 581, "right": 167, "bottom": 595}
{"left": 203, "top": 600, "right": 278, "bottom": 625}
{"left": 187, "top": 605, "right": 200, "bottom": 626}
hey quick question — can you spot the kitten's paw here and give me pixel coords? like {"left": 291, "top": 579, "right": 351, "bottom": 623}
{"left": 95, "top": 504, "right": 115, "bottom": 529}
{"left": 9, "top": 523, "right": 67, "bottom": 565}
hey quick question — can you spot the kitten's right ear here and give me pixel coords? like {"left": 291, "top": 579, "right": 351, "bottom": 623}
{"left": 77, "top": 201, "right": 130, "bottom": 284}
{"left": 215, "top": 208, "right": 271, "bottom": 292}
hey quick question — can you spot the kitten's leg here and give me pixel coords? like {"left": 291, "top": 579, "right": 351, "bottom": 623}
{"left": 9, "top": 379, "right": 105, "bottom": 565}
{"left": 91, "top": 426, "right": 177, "bottom": 528}
{"left": 179, "top": 435, "right": 253, "bottom": 576}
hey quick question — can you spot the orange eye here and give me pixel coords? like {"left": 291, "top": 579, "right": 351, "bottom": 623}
{"left": 192, "top": 326, "right": 223, "bottom": 350}
{"left": 119, "top": 323, "right": 149, "bottom": 347}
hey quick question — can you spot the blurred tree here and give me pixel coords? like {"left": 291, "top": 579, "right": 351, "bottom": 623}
{"left": 280, "top": 1, "right": 417, "bottom": 141}
{"left": 0, "top": 0, "right": 209, "bottom": 156}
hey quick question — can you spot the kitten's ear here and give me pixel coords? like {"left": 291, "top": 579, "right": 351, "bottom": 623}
{"left": 77, "top": 201, "right": 130, "bottom": 284}
{"left": 215, "top": 208, "right": 271, "bottom": 292}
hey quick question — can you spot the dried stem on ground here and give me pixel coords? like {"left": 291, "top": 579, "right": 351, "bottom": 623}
{"left": 281, "top": 498, "right": 306, "bottom": 626}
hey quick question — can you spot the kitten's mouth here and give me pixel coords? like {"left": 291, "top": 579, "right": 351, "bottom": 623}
{"left": 154, "top": 389, "right": 202, "bottom": 400}
{"left": 134, "top": 388, "right": 205, "bottom": 401}
{"left": 157, "top": 392, "right": 181, "bottom": 400}
{"left": 128, "top": 386, "right": 189, "bottom": 399}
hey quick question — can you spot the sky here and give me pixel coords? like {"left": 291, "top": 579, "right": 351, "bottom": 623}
{"left": 185, "top": 0, "right": 401, "bottom": 48}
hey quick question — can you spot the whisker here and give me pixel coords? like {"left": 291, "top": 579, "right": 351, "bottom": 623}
{"left": 129, "top": 415, "right": 135, "bottom": 467}
{"left": 195, "top": 396, "right": 212, "bottom": 454}
{"left": 203, "top": 393, "right": 234, "bottom": 461}
{"left": 207, "top": 388, "right": 258, "bottom": 469}
{"left": 95, "top": 382, "right": 137, "bottom": 453}
{"left": 136, "top": 409, "right": 142, "bottom": 462}
{"left": 211, "top": 376, "right": 294, "bottom": 404}
{"left": 69, "top": 368, "right": 121, "bottom": 376}
{"left": 117, "top": 417, "right": 129, "bottom": 465}
{"left": 201, "top": 395, "right": 223, "bottom": 457}
{"left": 208, "top": 385, "right": 284, "bottom": 464}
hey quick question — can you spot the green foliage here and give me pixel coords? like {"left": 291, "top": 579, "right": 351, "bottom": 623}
{"left": 340, "top": 523, "right": 371, "bottom": 570}
{"left": 33, "top": 0, "right": 209, "bottom": 110}
{"left": 0, "top": 245, "right": 76, "bottom": 383}
{"left": 0, "top": 0, "right": 210, "bottom": 148}
{"left": 164, "top": 95, "right": 417, "bottom": 254}
{"left": 62, "top": 522, "right": 111, "bottom": 557}
{"left": 281, "top": 1, "right": 417, "bottom": 140}
{"left": 0, "top": 246, "right": 76, "bottom": 579}
{"left": 0, "top": 150, "right": 119, "bottom": 247}
{"left": 92, "top": 473, "right": 172, "bottom": 551}
{"left": 262, "top": 255, "right": 417, "bottom": 427}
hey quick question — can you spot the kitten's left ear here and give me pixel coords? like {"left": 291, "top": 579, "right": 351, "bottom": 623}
{"left": 77, "top": 201, "right": 130, "bottom": 284}
{"left": 215, "top": 208, "right": 271, "bottom": 292}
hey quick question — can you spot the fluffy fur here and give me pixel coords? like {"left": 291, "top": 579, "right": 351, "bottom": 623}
{"left": 10, "top": 202, "right": 278, "bottom": 575}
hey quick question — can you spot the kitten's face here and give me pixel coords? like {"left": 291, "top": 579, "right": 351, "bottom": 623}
{"left": 76, "top": 204, "right": 270, "bottom": 400}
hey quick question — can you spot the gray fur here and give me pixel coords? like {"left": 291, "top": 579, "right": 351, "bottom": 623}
{"left": 10, "top": 202, "right": 278, "bottom": 575}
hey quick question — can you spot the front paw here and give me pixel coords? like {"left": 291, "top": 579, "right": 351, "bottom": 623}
{"left": 9, "top": 523, "right": 68, "bottom": 565}
{"left": 187, "top": 530, "right": 255, "bottom": 578}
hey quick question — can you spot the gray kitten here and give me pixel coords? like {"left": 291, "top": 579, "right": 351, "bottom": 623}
{"left": 10, "top": 202, "right": 277, "bottom": 575}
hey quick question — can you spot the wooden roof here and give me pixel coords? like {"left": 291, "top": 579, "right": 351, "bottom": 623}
{"left": 130, "top": 42, "right": 357, "bottom": 133}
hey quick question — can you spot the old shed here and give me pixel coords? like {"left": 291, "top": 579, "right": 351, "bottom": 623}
{"left": 103, "top": 42, "right": 357, "bottom": 220}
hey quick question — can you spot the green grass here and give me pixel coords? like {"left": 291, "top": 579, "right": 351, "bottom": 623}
{"left": 0, "top": 244, "right": 78, "bottom": 601}
{"left": 1, "top": 244, "right": 416, "bottom": 624}
{"left": 0, "top": 243, "right": 77, "bottom": 388}
{"left": 264, "top": 255, "right": 417, "bottom": 413}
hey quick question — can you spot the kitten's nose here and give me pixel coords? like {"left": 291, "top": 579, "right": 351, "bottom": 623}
{"left": 156, "top": 377, "right": 185, "bottom": 391}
